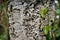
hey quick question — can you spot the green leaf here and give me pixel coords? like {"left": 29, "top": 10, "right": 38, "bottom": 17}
{"left": 55, "top": 9, "right": 60, "bottom": 15}
{"left": 55, "top": 30, "right": 60, "bottom": 37}
{"left": 39, "top": 7, "right": 48, "bottom": 18}
{"left": 0, "top": 33, "right": 7, "bottom": 40}
{"left": 42, "top": 25, "right": 50, "bottom": 35}
{"left": 53, "top": 24, "right": 58, "bottom": 32}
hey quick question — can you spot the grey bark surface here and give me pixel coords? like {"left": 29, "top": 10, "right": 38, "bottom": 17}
{"left": 8, "top": 0, "right": 55, "bottom": 40}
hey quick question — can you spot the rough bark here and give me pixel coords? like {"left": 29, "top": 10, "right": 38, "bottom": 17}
{"left": 8, "top": 0, "right": 55, "bottom": 40}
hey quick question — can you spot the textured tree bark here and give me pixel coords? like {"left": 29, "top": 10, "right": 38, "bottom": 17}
{"left": 8, "top": 0, "right": 55, "bottom": 40}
